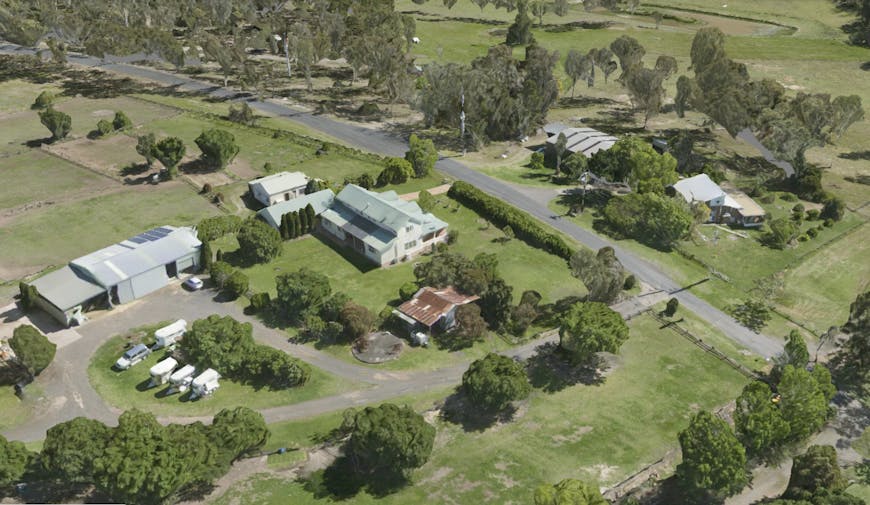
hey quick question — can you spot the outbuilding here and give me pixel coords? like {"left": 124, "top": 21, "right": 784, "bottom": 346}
{"left": 248, "top": 171, "right": 309, "bottom": 207}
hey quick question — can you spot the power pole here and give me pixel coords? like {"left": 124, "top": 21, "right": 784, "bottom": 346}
{"left": 460, "top": 86, "right": 466, "bottom": 156}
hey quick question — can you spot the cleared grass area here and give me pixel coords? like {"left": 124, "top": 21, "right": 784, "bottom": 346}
{"left": 0, "top": 79, "right": 62, "bottom": 114}
{"left": 0, "top": 150, "right": 104, "bottom": 211}
{"left": 0, "top": 184, "right": 219, "bottom": 280}
{"left": 212, "top": 313, "right": 748, "bottom": 505}
{"left": 88, "top": 326, "right": 354, "bottom": 418}
{"left": 0, "top": 387, "right": 31, "bottom": 432}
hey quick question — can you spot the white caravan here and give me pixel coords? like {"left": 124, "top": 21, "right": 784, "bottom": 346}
{"left": 190, "top": 368, "right": 220, "bottom": 399}
{"left": 167, "top": 364, "right": 196, "bottom": 394}
{"left": 153, "top": 319, "right": 187, "bottom": 350}
{"left": 148, "top": 357, "right": 178, "bottom": 388}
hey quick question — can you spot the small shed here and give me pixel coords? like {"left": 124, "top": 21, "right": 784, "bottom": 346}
{"left": 249, "top": 171, "right": 309, "bottom": 206}
{"left": 393, "top": 286, "right": 479, "bottom": 336}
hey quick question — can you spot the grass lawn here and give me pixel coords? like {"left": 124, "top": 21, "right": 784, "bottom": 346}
{"left": 87, "top": 326, "right": 355, "bottom": 418}
{"left": 0, "top": 79, "right": 62, "bottom": 114}
{"left": 214, "top": 194, "right": 585, "bottom": 313}
{"left": 0, "top": 183, "right": 220, "bottom": 280}
{"left": 211, "top": 313, "right": 749, "bottom": 505}
{"left": 0, "top": 386, "right": 32, "bottom": 432}
{"left": 0, "top": 151, "right": 104, "bottom": 211}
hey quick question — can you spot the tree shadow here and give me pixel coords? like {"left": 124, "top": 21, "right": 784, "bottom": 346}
{"left": 60, "top": 69, "right": 154, "bottom": 99}
{"left": 526, "top": 342, "right": 606, "bottom": 393}
{"left": 584, "top": 108, "right": 647, "bottom": 135}
{"left": 839, "top": 150, "right": 870, "bottom": 161}
{"left": 135, "top": 377, "right": 155, "bottom": 392}
{"left": 312, "top": 232, "right": 378, "bottom": 274}
{"left": 120, "top": 163, "right": 151, "bottom": 176}
{"left": 861, "top": 61, "right": 870, "bottom": 71}
{"left": 555, "top": 96, "right": 619, "bottom": 109}
{"left": 440, "top": 389, "right": 518, "bottom": 432}
{"left": 175, "top": 481, "right": 218, "bottom": 503}
{"left": 24, "top": 137, "right": 55, "bottom": 148}
{"left": 179, "top": 158, "right": 215, "bottom": 175}
{"left": 303, "top": 455, "right": 410, "bottom": 500}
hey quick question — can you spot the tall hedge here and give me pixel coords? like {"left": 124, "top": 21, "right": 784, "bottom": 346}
{"left": 448, "top": 181, "right": 574, "bottom": 259}
{"left": 197, "top": 215, "right": 243, "bottom": 242}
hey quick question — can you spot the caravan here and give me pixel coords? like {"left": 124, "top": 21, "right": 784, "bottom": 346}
{"left": 167, "top": 364, "right": 196, "bottom": 394}
{"left": 190, "top": 368, "right": 220, "bottom": 399}
{"left": 148, "top": 357, "right": 178, "bottom": 388}
{"left": 153, "top": 319, "right": 186, "bottom": 350}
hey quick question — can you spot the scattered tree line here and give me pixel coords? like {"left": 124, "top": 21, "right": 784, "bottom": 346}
{"left": 0, "top": 407, "right": 269, "bottom": 505}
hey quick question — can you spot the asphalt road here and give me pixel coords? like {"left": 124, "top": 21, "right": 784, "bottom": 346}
{"left": 0, "top": 44, "right": 783, "bottom": 358}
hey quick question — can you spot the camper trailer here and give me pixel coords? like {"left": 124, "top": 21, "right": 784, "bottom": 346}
{"left": 148, "top": 357, "right": 178, "bottom": 388}
{"left": 153, "top": 319, "right": 187, "bottom": 350}
{"left": 190, "top": 368, "right": 220, "bottom": 399}
{"left": 167, "top": 364, "right": 196, "bottom": 394}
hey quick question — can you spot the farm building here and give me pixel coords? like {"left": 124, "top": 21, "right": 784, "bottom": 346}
{"left": 319, "top": 184, "right": 448, "bottom": 267}
{"left": 544, "top": 123, "right": 617, "bottom": 158}
{"left": 668, "top": 174, "right": 766, "bottom": 228}
{"left": 248, "top": 171, "right": 309, "bottom": 206}
{"left": 393, "top": 286, "right": 480, "bottom": 336}
{"left": 28, "top": 226, "right": 201, "bottom": 326}
{"left": 257, "top": 189, "right": 335, "bottom": 229}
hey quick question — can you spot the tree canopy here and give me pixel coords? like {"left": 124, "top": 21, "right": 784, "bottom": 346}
{"left": 275, "top": 268, "right": 332, "bottom": 322}
{"left": 344, "top": 403, "right": 435, "bottom": 477}
{"left": 589, "top": 136, "right": 678, "bottom": 194}
{"left": 733, "top": 381, "right": 790, "bottom": 456}
{"left": 151, "top": 136, "right": 186, "bottom": 177}
{"left": 784, "top": 445, "right": 847, "bottom": 501}
{"left": 601, "top": 192, "right": 692, "bottom": 250}
{"left": 39, "top": 107, "right": 71, "bottom": 141}
{"left": 236, "top": 218, "right": 282, "bottom": 264}
{"left": 558, "top": 301, "right": 629, "bottom": 362}
{"left": 778, "top": 365, "right": 830, "bottom": 441}
{"left": 677, "top": 410, "right": 748, "bottom": 499}
{"left": 9, "top": 324, "right": 56, "bottom": 376}
{"left": 405, "top": 134, "right": 438, "bottom": 178}
{"left": 195, "top": 128, "right": 239, "bottom": 170}
{"left": 0, "top": 434, "right": 33, "bottom": 487}
{"left": 462, "top": 353, "right": 531, "bottom": 411}
{"left": 42, "top": 416, "right": 112, "bottom": 483}
{"left": 569, "top": 247, "right": 626, "bottom": 304}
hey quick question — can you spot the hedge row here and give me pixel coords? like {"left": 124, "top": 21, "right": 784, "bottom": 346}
{"left": 447, "top": 181, "right": 574, "bottom": 260}
{"left": 197, "top": 215, "right": 243, "bottom": 242}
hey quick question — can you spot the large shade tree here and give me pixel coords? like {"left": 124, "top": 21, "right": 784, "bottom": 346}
{"left": 558, "top": 301, "right": 629, "bottom": 362}
{"left": 343, "top": 403, "right": 435, "bottom": 478}
{"left": 462, "top": 353, "right": 531, "bottom": 411}
{"left": 677, "top": 411, "right": 748, "bottom": 499}
{"left": 9, "top": 324, "right": 56, "bottom": 377}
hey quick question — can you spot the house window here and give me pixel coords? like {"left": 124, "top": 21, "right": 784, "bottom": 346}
{"left": 404, "top": 240, "right": 417, "bottom": 249}
{"left": 406, "top": 225, "right": 413, "bottom": 233}
{"left": 367, "top": 245, "right": 376, "bottom": 253}
{"left": 284, "top": 193, "right": 291, "bottom": 201}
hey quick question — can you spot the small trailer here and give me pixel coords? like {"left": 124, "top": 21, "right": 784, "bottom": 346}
{"left": 190, "top": 368, "right": 221, "bottom": 399}
{"left": 153, "top": 319, "right": 187, "bottom": 350}
{"left": 148, "top": 357, "right": 178, "bottom": 388}
{"left": 167, "top": 364, "right": 196, "bottom": 394}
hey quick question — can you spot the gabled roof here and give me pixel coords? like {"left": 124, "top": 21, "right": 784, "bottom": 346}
{"left": 257, "top": 189, "right": 335, "bottom": 229}
{"left": 248, "top": 171, "right": 309, "bottom": 196}
{"left": 396, "top": 286, "right": 479, "bottom": 327}
{"left": 546, "top": 127, "right": 618, "bottom": 157}
{"left": 29, "top": 266, "right": 106, "bottom": 311}
{"left": 543, "top": 122, "right": 569, "bottom": 136}
{"left": 70, "top": 226, "right": 201, "bottom": 287}
{"left": 671, "top": 174, "right": 725, "bottom": 204}
{"left": 333, "top": 184, "right": 448, "bottom": 236}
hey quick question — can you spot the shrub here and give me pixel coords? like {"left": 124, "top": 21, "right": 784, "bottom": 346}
{"left": 806, "top": 209, "right": 820, "bottom": 220}
{"left": 762, "top": 218, "right": 799, "bottom": 249}
{"left": 399, "top": 282, "right": 418, "bottom": 301}
{"left": 96, "top": 119, "right": 113, "bottom": 137}
{"left": 447, "top": 229, "right": 459, "bottom": 245}
{"left": 806, "top": 227, "right": 819, "bottom": 238}
{"left": 197, "top": 215, "right": 243, "bottom": 241}
{"left": 823, "top": 219, "right": 834, "bottom": 227}
{"left": 201, "top": 183, "right": 213, "bottom": 194}
{"left": 228, "top": 102, "right": 255, "bottom": 125}
{"left": 18, "top": 282, "right": 39, "bottom": 311}
{"left": 213, "top": 193, "right": 223, "bottom": 204}
{"left": 39, "top": 107, "right": 72, "bottom": 140}
{"left": 623, "top": 274, "right": 637, "bottom": 290}
{"left": 821, "top": 195, "right": 846, "bottom": 222}
{"left": 195, "top": 129, "right": 239, "bottom": 170}
{"left": 798, "top": 234, "right": 809, "bottom": 242}
{"left": 32, "top": 90, "right": 54, "bottom": 109}
{"left": 448, "top": 181, "right": 574, "bottom": 259}
{"left": 529, "top": 151, "right": 545, "bottom": 170}
{"left": 792, "top": 203, "right": 805, "bottom": 213}
{"left": 209, "top": 261, "right": 234, "bottom": 289}
{"left": 376, "top": 157, "right": 414, "bottom": 187}
{"left": 112, "top": 111, "right": 132, "bottom": 131}
{"left": 224, "top": 270, "right": 249, "bottom": 299}
{"left": 780, "top": 192, "right": 798, "bottom": 202}
{"left": 236, "top": 219, "right": 282, "bottom": 264}
{"left": 760, "top": 194, "right": 776, "bottom": 204}
{"left": 248, "top": 292, "right": 271, "bottom": 314}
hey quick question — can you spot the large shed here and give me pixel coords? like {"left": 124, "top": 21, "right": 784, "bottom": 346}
{"left": 28, "top": 226, "right": 201, "bottom": 326}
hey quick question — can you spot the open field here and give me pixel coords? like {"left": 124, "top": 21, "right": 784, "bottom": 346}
{"left": 0, "top": 150, "right": 106, "bottom": 211}
{"left": 0, "top": 183, "right": 220, "bottom": 281}
{"left": 0, "top": 79, "right": 61, "bottom": 114}
{"left": 88, "top": 329, "right": 354, "bottom": 418}
{"left": 211, "top": 313, "right": 749, "bottom": 505}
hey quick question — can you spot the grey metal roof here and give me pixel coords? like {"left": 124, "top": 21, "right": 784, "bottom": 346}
{"left": 29, "top": 266, "right": 105, "bottom": 311}
{"left": 546, "top": 127, "right": 618, "bottom": 157}
{"left": 257, "top": 189, "right": 335, "bottom": 229}
{"left": 321, "top": 202, "right": 396, "bottom": 252}
{"left": 671, "top": 174, "right": 725, "bottom": 204}
{"left": 334, "top": 185, "right": 447, "bottom": 235}
{"left": 71, "top": 226, "right": 201, "bottom": 287}
{"left": 248, "top": 171, "right": 309, "bottom": 196}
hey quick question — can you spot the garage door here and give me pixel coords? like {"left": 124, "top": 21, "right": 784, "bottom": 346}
{"left": 176, "top": 255, "right": 195, "bottom": 273}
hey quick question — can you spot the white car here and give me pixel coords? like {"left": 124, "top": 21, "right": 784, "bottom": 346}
{"left": 183, "top": 277, "right": 204, "bottom": 290}
{"left": 115, "top": 344, "right": 151, "bottom": 370}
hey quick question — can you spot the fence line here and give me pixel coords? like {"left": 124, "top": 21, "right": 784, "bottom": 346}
{"left": 649, "top": 312, "right": 762, "bottom": 381}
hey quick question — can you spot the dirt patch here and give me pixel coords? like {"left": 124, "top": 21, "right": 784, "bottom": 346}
{"left": 551, "top": 425, "right": 594, "bottom": 446}
{"left": 227, "top": 157, "right": 258, "bottom": 180}
{"left": 43, "top": 135, "right": 142, "bottom": 178}
{"left": 298, "top": 444, "right": 343, "bottom": 479}
{"left": 419, "top": 466, "right": 453, "bottom": 486}
{"left": 352, "top": 331, "right": 404, "bottom": 364}
{"left": 183, "top": 170, "right": 235, "bottom": 190}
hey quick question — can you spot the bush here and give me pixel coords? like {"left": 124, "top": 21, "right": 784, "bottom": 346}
{"left": 32, "top": 90, "right": 54, "bottom": 109}
{"left": 197, "top": 215, "right": 243, "bottom": 241}
{"left": 236, "top": 219, "right": 282, "bottom": 264}
{"left": 623, "top": 274, "right": 637, "bottom": 290}
{"left": 760, "top": 194, "right": 776, "bottom": 204}
{"left": 399, "top": 282, "right": 418, "bottom": 301}
{"left": 9, "top": 324, "right": 56, "bottom": 376}
{"left": 201, "top": 183, "right": 213, "bottom": 194}
{"left": 806, "top": 209, "right": 820, "bottom": 220}
{"left": 448, "top": 181, "right": 574, "bottom": 259}
{"left": 821, "top": 195, "right": 846, "bottom": 222}
{"left": 762, "top": 218, "right": 799, "bottom": 249}
{"left": 247, "top": 292, "right": 271, "bottom": 313}
{"left": 798, "top": 234, "right": 809, "bottom": 242}
{"left": 529, "top": 152, "right": 545, "bottom": 170}
{"left": 209, "top": 261, "right": 234, "bottom": 289}
{"left": 223, "top": 270, "right": 249, "bottom": 300}
{"left": 228, "top": 102, "right": 255, "bottom": 125}
{"left": 112, "top": 111, "right": 132, "bottom": 131}
{"left": 376, "top": 157, "right": 414, "bottom": 187}
{"left": 780, "top": 192, "right": 798, "bottom": 202}
{"left": 806, "top": 227, "right": 818, "bottom": 238}
{"left": 96, "top": 119, "right": 113, "bottom": 137}
{"left": 792, "top": 203, "right": 805, "bottom": 213}
{"left": 196, "top": 129, "right": 239, "bottom": 170}
{"left": 823, "top": 219, "right": 834, "bottom": 227}
{"left": 447, "top": 229, "right": 459, "bottom": 245}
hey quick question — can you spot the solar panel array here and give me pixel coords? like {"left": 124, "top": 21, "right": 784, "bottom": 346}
{"left": 127, "top": 226, "right": 173, "bottom": 245}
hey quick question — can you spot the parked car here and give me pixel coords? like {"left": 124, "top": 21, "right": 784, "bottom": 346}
{"left": 115, "top": 343, "right": 151, "bottom": 370}
{"left": 183, "top": 277, "right": 203, "bottom": 290}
